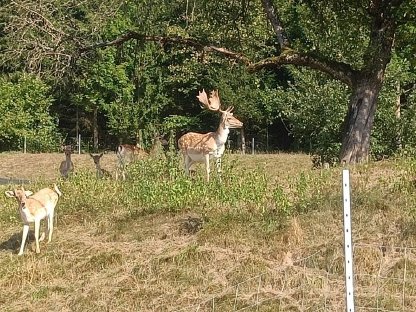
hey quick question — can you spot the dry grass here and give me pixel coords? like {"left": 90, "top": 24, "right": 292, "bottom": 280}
{"left": 1, "top": 152, "right": 416, "bottom": 311}
{"left": 0, "top": 152, "right": 118, "bottom": 182}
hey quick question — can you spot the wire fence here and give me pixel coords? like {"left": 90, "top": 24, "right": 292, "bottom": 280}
{"left": 173, "top": 242, "right": 416, "bottom": 312}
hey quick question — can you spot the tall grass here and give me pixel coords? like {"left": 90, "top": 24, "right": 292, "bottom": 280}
{"left": 0, "top": 153, "right": 376, "bottom": 230}
{"left": 3, "top": 153, "right": 416, "bottom": 236}
{"left": 2, "top": 153, "right": 416, "bottom": 311}
{"left": 12, "top": 152, "right": 340, "bottom": 238}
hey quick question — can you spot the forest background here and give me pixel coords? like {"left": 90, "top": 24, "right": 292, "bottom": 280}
{"left": 0, "top": 0, "right": 415, "bottom": 164}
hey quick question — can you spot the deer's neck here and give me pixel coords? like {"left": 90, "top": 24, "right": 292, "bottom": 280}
{"left": 212, "top": 122, "right": 230, "bottom": 159}
{"left": 215, "top": 122, "right": 230, "bottom": 145}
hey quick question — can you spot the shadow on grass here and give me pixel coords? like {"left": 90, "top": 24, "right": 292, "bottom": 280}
{"left": 0, "top": 177, "right": 31, "bottom": 185}
{"left": 0, "top": 231, "right": 36, "bottom": 254}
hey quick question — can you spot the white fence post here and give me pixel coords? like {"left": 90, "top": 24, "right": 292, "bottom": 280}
{"left": 23, "top": 136, "right": 27, "bottom": 153}
{"left": 78, "top": 134, "right": 81, "bottom": 154}
{"left": 343, "top": 169, "right": 355, "bottom": 312}
{"left": 252, "top": 138, "right": 255, "bottom": 155}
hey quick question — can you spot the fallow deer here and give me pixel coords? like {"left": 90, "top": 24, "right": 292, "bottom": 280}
{"left": 149, "top": 134, "right": 169, "bottom": 158}
{"left": 115, "top": 143, "right": 148, "bottom": 180}
{"left": 89, "top": 153, "right": 112, "bottom": 179}
{"left": 5, "top": 184, "right": 62, "bottom": 255}
{"left": 59, "top": 145, "right": 74, "bottom": 179}
{"left": 178, "top": 89, "right": 243, "bottom": 181}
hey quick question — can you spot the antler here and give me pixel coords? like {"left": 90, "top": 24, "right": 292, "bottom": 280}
{"left": 197, "top": 89, "right": 221, "bottom": 112}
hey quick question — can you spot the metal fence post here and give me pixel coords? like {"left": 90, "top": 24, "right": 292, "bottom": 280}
{"left": 343, "top": 169, "right": 355, "bottom": 312}
{"left": 78, "top": 134, "right": 81, "bottom": 154}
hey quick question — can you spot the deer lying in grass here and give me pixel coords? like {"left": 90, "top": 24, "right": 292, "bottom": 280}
{"left": 89, "top": 153, "right": 112, "bottom": 178}
{"left": 59, "top": 145, "right": 74, "bottom": 179}
{"left": 5, "top": 184, "right": 62, "bottom": 255}
{"left": 115, "top": 144, "right": 148, "bottom": 180}
{"left": 178, "top": 89, "right": 243, "bottom": 181}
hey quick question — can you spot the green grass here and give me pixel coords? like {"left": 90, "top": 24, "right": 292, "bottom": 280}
{"left": 1, "top": 152, "right": 416, "bottom": 311}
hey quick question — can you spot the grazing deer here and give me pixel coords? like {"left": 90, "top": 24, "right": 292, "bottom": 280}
{"left": 5, "top": 184, "right": 62, "bottom": 255}
{"left": 178, "top": 89, "right": 243, "bottom": 181}
{"left": 149, "top": 134, "right": 169, "bottom": 158}
{"left": 59, "top": 145, "right": 74, "bottom": 179}
{"left": 89, "top": 153, "right": 112, "bottom": 179}
{"left": 115, "top": 143, "right": 148, "bottom": 180}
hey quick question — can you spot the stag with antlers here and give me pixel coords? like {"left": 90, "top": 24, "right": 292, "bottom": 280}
{"left": 178, "top": 89, "right": 243, "bottom": 182}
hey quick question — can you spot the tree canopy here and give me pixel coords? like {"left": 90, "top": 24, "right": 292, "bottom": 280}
{"left": 0, "top": 0, "right": 415, "bottom": 160}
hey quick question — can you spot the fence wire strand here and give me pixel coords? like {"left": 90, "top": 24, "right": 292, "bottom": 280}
{"left": 173, "top": 242, "right": 416, "bottom": 312}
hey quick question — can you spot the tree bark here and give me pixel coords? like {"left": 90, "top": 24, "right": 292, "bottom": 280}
{"left": 93, "top": 106, "right": 99, "bottom": 150}
{"left": 339, "top": 0, "right": 398, "bottom": 164}
{"left": 395, "top": 81, "right": 402, "bottom": 149}
{"left": 340, "top": 77, "right": 383, "bottom": 163}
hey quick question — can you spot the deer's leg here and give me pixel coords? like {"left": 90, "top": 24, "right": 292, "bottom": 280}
{"left": 216, "top": 157, "right": 222, "bottom": 181}
{"left": 18, "top": 224, "right": 30, "bottom": 256}
{"left": 122, "top": 169, "right": 126, "bottom": 181}
{"left": 115, "top": 166, "right": 121, "bottom": 180}
{"left": 184, "top": 155, "right": 192, "bottom": 176}
{"left": 47, "top": 212, "right": 54, "bottom": 242}
{"left": 34, "top": 219, "right": 41, "bottom": 253}
{"left": 204, "top": 154, "right": 210, "bottom": 182}
{"left": 116, "top": 158, "right": 124, "bottom": 181}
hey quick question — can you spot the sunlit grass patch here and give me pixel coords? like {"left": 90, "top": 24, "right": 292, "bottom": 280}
{"left": 2, "top": 153, "right": 416, "bottom": 310}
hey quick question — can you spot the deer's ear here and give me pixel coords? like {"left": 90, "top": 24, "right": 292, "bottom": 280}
{"left": 24, "top": 191, "right": 33, "bottom": 197}
{"left": 5, "top": 191, "right": 15, "bottom": 198}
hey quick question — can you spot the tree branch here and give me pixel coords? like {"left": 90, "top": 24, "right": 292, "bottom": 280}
{"left": 81, "top": 31, "right": 357, "bottom": 86}
{"left": 80, "top": 31, "right": 252, "bottom": 65}
{"left": 249, "top": 52, "right": 357, "bottom": 87}
{"left": 260, "top": 0, "right": 289, "bottom": 49}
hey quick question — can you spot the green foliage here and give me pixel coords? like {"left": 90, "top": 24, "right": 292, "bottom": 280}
{"left": 278, "top": 0, "right": 369, "bottom": 68}
{"left": 1, "top": 0, "right": 416, "bottom": 158}
{"left": 72, "top": 48, "right": 134, "bottom": 137}
{"left": 272, "top": 68, "right": 348, "bottom": 162}
{"left": 373, "top": 53, "right": 416, "bottom": 158}
{"left": 0, "top": 74, "right": 60, "bottom": 152}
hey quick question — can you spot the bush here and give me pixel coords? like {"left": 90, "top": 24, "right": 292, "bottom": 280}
{"left": 0, "top": 74, "right": 60, "bottom": 152}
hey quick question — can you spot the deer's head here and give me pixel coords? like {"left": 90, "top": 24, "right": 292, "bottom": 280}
{"left": 197, "top": 89, "right": 243, "bottom": 129}
{"left": 5, "top": 186, "right": 33, "bottom": 209}
{"left": 61, "top": 145, "right": 73, "bottom": 157}
{"left": 89, "top": 153, "right": 103, "bottom": 166}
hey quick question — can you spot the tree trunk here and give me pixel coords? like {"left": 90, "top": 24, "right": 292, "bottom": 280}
{"left": 395, "top": 81, "right": 402, "bottom": 149}
{"left": 93, "top": 106, "right": 99, "bottom": 150}
{"left": 340, "top": 77, "right": 383, "bottom": 164}
{"left": 240, "top": 127, "right": 246, "bottom": 154}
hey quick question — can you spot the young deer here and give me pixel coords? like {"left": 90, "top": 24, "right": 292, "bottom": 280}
{"left": 115, "top": 144, "right": 148, "bottom": 180}
{"left": 59, "top": 145, "right": 74, "bottom": 179}
{"left": 89, "top": 153, "right": 112, "bottom": 178}
{"left": 5, "top": 184, "right": 62, "bottom": 255}
{"left": 178, "top": 89, "right": 243, "bottom": 181}
{"left": 149, "top": 134, "right": 169, "bottom": 158}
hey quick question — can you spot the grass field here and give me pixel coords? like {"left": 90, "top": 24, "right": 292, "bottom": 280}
{"left": 1, "top": 151, "right": 416, "bottom": 311}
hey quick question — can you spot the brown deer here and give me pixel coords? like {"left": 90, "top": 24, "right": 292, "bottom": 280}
{"left": 178, "top": 89, "right": 243, "bottom": 181}
{"left": 5, "top": 184, "right": 62, "bottom": 255}
{"left": 149, "top": 134, "right": 169, "bottom": 158}
{"left": 115, "top": 144, "right": 148, "bottom": 180}
{"left": 89, "top": 153, "right": 112, "bottom": 179}
{"left": 59, "top": 145, "right": 74, "bottom": 179}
